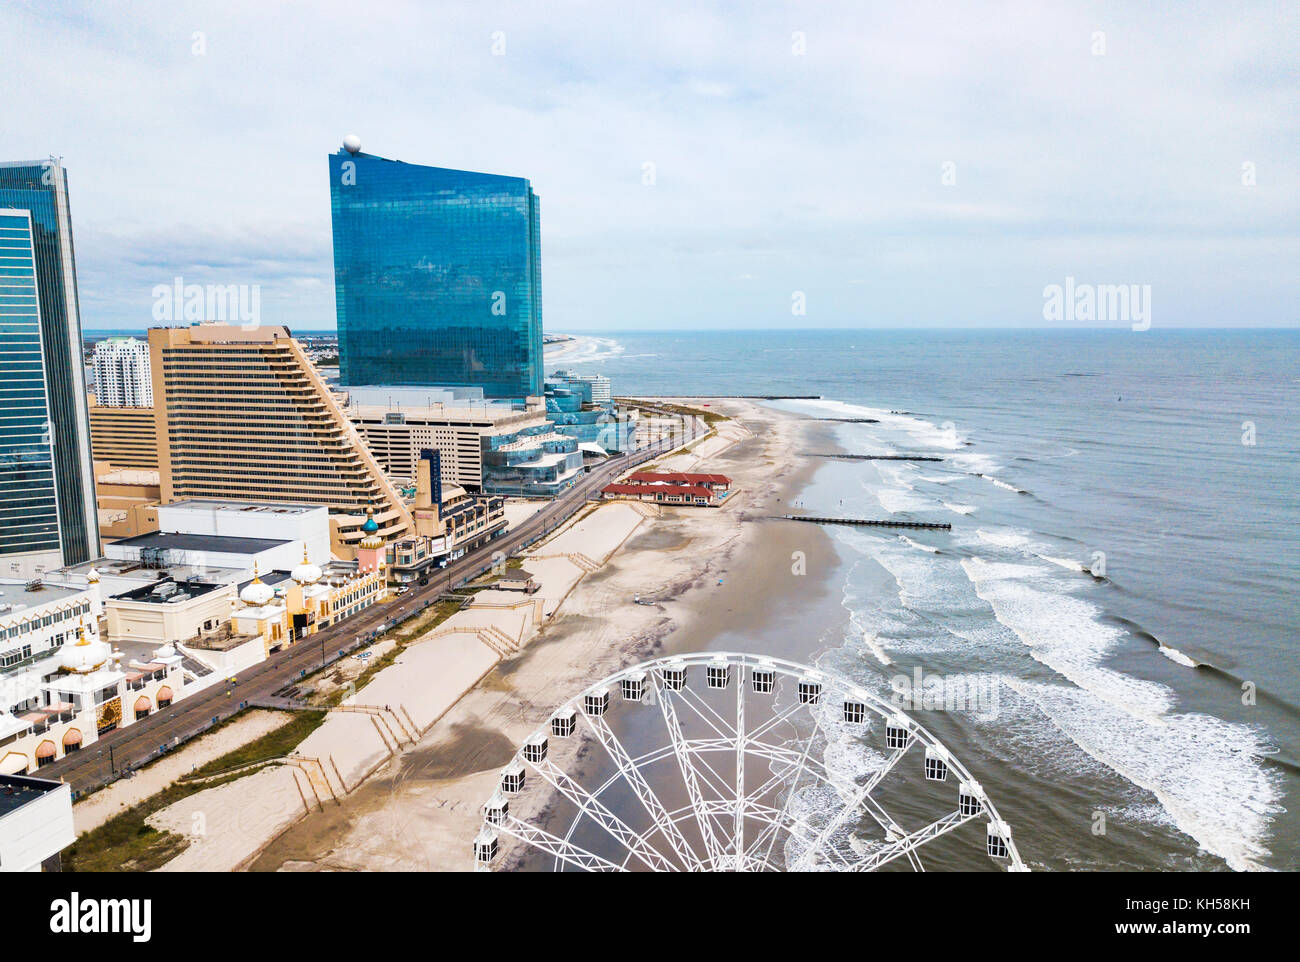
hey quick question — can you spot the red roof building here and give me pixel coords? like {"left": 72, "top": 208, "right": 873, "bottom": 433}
{"left": 601, "top": 482, "right": 719, "bottom": 505}
{"left": 625, "top": 471, "right": 732, "bottom": 491}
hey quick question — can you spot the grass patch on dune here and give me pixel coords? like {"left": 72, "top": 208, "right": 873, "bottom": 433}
{"left": 63, "top": 709, "right": 326, "bottom": 873}
{"left": 186, "top": 710, "right": 327, "bottom": 779}
{"left": 617, "top": 398, "right": 731, "bottom": 427}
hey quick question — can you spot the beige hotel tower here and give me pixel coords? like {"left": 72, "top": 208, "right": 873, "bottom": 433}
{"left": 148, "top": 324, "right": 414, "bottom": 557}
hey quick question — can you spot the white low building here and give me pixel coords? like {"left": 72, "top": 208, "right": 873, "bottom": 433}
{"left": 0, "top": 578, "right": 100, "bottom": 677}
{"left": 0, "top": 774, "right": 74, "bottom": 872}
{"left": 156, "top": 499, "right": 330, "bottom": 565}
{"left": 103, "top": 530, "right": 301, "bottom": 582}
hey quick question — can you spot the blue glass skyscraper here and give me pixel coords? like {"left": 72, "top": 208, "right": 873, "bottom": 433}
{"left": 328, "top": 141, "right": 543, "bottom": 398}
{"left": 0, "top": 160, "right": 98, "bottom": 572}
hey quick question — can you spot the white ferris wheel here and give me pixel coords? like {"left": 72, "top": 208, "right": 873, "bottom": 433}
{"left": 474, "top": 652, "right": 1028, "bottom": 872}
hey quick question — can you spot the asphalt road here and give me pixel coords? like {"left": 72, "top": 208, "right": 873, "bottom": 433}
{"left": 42, "top": 437, "right": 679, "bottom": 795}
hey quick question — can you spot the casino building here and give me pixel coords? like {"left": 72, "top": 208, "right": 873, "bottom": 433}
{"left": 328, "top": 137, "right": 543, "bottom": 399}
{"left": 0, "top": 569, "right": 185, "bottom": 776}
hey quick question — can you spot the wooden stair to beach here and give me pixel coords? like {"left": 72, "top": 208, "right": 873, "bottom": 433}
{"left": 284, "top": 756, "right": 339, "bottom": 810}
{"left": 332, "top": 704, "right": 415, "bottom": 747}
{"left": 425, "top": 624, "right": 519, "bottom": 659}
{"left": 527, "top": 551, "right": 602, "bottom": 572}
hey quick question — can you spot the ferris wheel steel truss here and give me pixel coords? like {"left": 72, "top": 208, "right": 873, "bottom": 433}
{"left": 474, "top": 652, "right": 1028, "bottom": 872}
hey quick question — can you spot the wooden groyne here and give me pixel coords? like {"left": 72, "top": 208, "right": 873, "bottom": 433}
{"left": 813, "top": 417, "right": 880, "bottom": 423}
{"left": 774, "top": 515, "right": 952, "bottom": 530}
{"left": 804, "top": 453, "right": 945, "bottom": 462}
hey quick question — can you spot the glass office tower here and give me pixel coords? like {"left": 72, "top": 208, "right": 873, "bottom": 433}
{"left": 0, "top": 161, "right": 99, "bottom": 571}
{"left": 328, "top": 146, "right": 543, "bottom": 398}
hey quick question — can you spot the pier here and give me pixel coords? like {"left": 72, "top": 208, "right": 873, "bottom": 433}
{"left": 812, "top": 417, "right": 880, "bottom": 423}
{"left": 803, "top": 453, "right": 945, "bottom": 462}
{"left": 774, "top": 515, "right": 952, "bottom": 530}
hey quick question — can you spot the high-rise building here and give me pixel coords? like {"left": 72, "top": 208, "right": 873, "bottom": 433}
{"left": 148, "top": 323, "right": 413, "bottom": 558}
{"left": 92, "top": 335, "right": 152, "bottom": 406}
{"left": 328, "top": 139, "right": 543, "bottom": 398}
{"left": 88, "top": 404, "right": 158, "bottom": 469}
{"left": 0, "top": 160, "right": 99, "bottom": 575}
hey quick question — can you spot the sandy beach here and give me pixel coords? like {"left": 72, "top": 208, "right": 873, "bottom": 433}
{"left": 123, "top": 398, "right": 840, "bottom": 872}
{"left": 240, "top": 398, "right": 840, "bottom": 872}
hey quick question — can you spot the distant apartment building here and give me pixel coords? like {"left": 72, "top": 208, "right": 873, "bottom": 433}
{"left": 550, "top": 369, "right": 612, "bottom": 405}
{"left": 0, "top": 160, "right": 100, "bottom": 576}
{"left": 328, "top": 139, "right": 543, "bottom": 398}
{"left": 92, "top": 336, "right": 152, "bottom": 406}
{"left": 148, "top": 323, "right": 413, "bottom": 558}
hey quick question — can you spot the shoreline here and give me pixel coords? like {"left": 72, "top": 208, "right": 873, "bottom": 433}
{"left": 247, "top": 399, "right": 842, "bottom": 871}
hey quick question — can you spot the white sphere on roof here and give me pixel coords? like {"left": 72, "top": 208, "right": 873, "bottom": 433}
{"left": 292, "top": 559, "right": 322, "bottom": 585}
{"left": 342, "top": 134, "right": 362, "bottom": 154}
{"left": 59, "top": 631, "right": 111, "bottom": 674}
{"left": 240, "top": 579, "right": 275, "bottom": 606}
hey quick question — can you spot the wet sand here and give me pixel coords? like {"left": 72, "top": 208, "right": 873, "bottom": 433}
{"left": 250, "top": 399, "right": 843, "bottom": 872}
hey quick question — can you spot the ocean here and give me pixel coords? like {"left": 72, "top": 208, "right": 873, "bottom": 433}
{"left": 553, "top": 328, "right": 1300, "bottom": 871}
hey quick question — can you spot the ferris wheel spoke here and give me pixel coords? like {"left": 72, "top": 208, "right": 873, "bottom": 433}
{"left": 741, "top": 736, "right": 909, "bottom": 864}
{"left": 672, "top": 684, "right": 738, "bottom": 740}
{"left": 849, "top": 810, "right": 977, "bottom": 872}
{"left": 789, "top": 743, "right": 912, "bottom": 872}
{"left": 743, "top": 695, "right": 810, "bottom": 745}
{"left": 527, "top": 757, "right": 679, "bottom": 872}
{"left": 689, "top": 798, "right": 827, "bottom": 862}
{"left": 581, "top": 711, "right": 705, "bottom": 871}
{"left": 681, "top": 742, "right": 740, "bottom": 799}
{"left": 657, "top": 684, "right": 728, "bottom": 868}
{"left": 495, "top": 815, "right": 629, "bottom": 872}
{"left": 734, "top": 670, "right": 746, "bottom": 866}
{"left": 753, "top": 712, "right": 825, "bottom": 870}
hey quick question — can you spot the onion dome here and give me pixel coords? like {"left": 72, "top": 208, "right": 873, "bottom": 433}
{"left": 86, "top": 567, "right": 100, "bottom": 584}
{"left": 361, "top": 507, "right": 379, "bottom": 534}
{"left": 59, "top": 620, "right": 112, "bottom": 674}
{"left": 359, "top": 506, "right": 384, "bottom": 550}
{"left": 240, "top": 563, "right": 275, "bottom": 606}
{"left": 291, "top": 544, "right": 322, "bottom": 585}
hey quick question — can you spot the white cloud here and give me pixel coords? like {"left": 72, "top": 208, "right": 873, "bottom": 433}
{"left": 4, "top": 0, "right": 1297, "bottom": 329}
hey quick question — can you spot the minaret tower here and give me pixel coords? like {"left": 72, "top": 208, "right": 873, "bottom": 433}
{"left": 356, "top": 505, "right": 386, "bottom": 575}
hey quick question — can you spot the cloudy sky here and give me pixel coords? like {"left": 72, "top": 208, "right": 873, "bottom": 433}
{"left": 6, "top": 0, "right": 1297, "bottom": 330}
